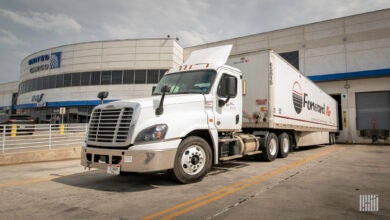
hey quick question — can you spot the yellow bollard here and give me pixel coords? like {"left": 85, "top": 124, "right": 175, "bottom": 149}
{"left": 11, "top": 124, "right": 17, "bottom": 137}
{"left": 60, "top": 124, "right": 65, "bottom": 135}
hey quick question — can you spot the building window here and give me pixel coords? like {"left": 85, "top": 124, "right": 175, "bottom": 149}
{"left": 56, "top": 74, "right": 64, "bottom": 88}
{"left": 18, "top": 69, "right": 169, "bottom": 94}
{"left": 159, "top": 69, "right": 167, "bottom": 81}
{"left": 135, "top": 70, "right": 146, "bottom": 84}
{"left": 81, "top": 72, "right": 90, "bottom": 86}
{"left": 33, "top": 78, "right": 38, "bottom": 91}
{"left": 27, "top": 80, "right": 34, "bottom": 92}
{"left": 42, "top": 76, "right": 49, "bottom": 90}
{"left": 49, "top": 75, "right": 56, "bottom": 89}
{"left": 64, "top": 73, "right": 72, "bottom": 87}
{"left": 279, "top": 51, "right": 299, "bottom": 70}
{"left": 101, "top": 71, "right": 112, "bottom": 85}
{"left": 123, "top": 70, "right": 134, "bottom": 84}
{"left": 38, "top": 77, "right": 44, "bottom": 90}
{"left": 147, "top": 70, "right": 159, "bottom": 84}
{"left": 112, "top": 70, "right": 122, "bottom": 84}
{"left": 91, "top": 71, "right": 101, "bottom": 85}
{"left": 71, "top": 73, "right": 81, "bottom": 86}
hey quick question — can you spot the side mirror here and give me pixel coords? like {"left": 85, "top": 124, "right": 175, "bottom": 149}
{"left": 97, "top": 91, "right": 109, "bottom": 99}
{"left": 161, "top": 85, "right": 171, "bottom": 93}
{"left": 224, "top": 76, "right": 236, "bottom": 97}
{"left": 155, "top": 85, "right": 171, "bottom": 115}
{"left": 97, "top": 91, "right": 109, "bottom": 104}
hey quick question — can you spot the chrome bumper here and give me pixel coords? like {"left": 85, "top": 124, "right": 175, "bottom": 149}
{"left": 81, "top": 139, "right": 181, "bottom": 172}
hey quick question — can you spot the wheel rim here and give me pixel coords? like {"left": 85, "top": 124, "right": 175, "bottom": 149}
{"left": 282, "top": 137, "right": 289, "bottom": 153}
{"left": 180, "top": 145, "right": 206, "bottom": 175}
{"left": 269, "top": 138, "right": 277, "bottom": 156}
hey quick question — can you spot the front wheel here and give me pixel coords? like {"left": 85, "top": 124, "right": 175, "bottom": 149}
{"left": 171, "top": 136, "right": 212, "bottom": 184}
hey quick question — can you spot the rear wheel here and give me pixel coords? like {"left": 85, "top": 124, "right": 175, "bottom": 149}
{"left": 278, "top": 133, "right": 290, "bottom": 158}
{"left": 171, "top": 136, "right": 212, "bottom": 184}
{"left": 260, "top": 133, "right": 278, "bottom": 162}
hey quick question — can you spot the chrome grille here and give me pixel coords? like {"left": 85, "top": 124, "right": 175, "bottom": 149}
{"left": 88, "top": 107, "right": 133, "bottom": 143}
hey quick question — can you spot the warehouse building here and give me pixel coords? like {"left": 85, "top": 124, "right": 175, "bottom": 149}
{"left": 0, "top": 9, "right": 388, "bottom": 143}
{"left": 184, "top": 9, "right": 390, "bottom": 144}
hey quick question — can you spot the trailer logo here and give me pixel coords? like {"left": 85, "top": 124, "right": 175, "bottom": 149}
{"left": 292, "top": 81, "right": 330, "bottom": 116}
{"left": 292, "top": 82, "right": 303, "bottom": 114}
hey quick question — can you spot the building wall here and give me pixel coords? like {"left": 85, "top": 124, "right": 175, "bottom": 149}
{"left": 317, "top": 77, "right": 390, "bottom": 144}
{"left": 184, "top": 9, "right": 390, "bottom": 77}
{"left": 17, "top": 38, "right": 182, "bottom": 106}
{"left": 184, "top": 9, "right": 390, "bottom": 143}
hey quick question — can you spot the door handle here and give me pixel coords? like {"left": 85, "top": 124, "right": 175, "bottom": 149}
{"left": 236, "top": 114, "right": 239, "bottom": 124}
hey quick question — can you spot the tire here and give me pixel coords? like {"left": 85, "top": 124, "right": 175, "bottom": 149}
{"left": 278, "top": 133, "right": 290, "bottom": 158}
{"left": 260, "top": 133, "right": 278, "bottom": 162}
{"left": 171, "top": 136, "right": 212, "bottom": 184}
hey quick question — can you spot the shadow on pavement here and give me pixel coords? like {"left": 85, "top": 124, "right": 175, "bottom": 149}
{"left": 52, "top": 170, "right": 176, "bottom": 192}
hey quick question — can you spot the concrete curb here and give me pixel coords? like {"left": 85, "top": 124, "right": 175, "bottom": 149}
{"left": 0, "top": 146, "right": 81, "bottom": 166}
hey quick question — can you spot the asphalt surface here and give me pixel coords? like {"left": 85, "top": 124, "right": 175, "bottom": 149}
{"left": 0, "top": 144, "right": 388, "bottom": 219}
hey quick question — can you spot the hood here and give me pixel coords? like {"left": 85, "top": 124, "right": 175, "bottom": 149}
{"left": 113, "top": 94, "right": 206, "bottom": 109}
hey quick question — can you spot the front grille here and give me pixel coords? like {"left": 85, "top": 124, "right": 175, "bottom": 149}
{"left": 88, "top": 107, "right": 133, "bottom": 143}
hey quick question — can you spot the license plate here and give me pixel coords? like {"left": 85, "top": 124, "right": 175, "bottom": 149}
{"left": 19, "top": 125, "right": 26, "bottom": 129}
{"left": 107, "top": 164, "right": 120, "bottom": 175}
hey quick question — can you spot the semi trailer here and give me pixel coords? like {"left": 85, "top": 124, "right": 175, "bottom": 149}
{"left": 81, "top": 45, "right": 338, "bottom": 183}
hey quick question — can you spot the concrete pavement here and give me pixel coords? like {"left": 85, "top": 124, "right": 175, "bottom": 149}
{"left": 0, "top": 144, "right": 388, "bottom": 219}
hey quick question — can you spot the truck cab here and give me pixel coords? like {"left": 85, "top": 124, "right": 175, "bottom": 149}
{"left": 82, "top": 45, "right": 245, "bottom": 183}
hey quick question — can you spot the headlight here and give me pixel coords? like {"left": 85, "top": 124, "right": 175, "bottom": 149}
{"left": 135, "top": 124, "right": 168, "bottom": 143}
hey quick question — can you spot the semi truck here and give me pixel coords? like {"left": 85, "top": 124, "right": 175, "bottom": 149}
{"left": 81, "top": 45, "right": 338, "bottom": 183}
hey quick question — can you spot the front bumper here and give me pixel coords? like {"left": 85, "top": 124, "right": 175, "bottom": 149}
{"left": 81, "top": 139, "right": 181, "bottom": 173}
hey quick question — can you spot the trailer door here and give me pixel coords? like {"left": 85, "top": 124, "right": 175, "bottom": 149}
{"left": 356, "top": 91, "right": 390, "bottom": 130}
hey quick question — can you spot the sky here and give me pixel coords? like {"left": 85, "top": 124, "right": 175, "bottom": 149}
{"left": 0, "top": 0, "right": 389, "bottom": 83}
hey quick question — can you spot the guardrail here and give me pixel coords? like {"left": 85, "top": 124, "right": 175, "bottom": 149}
{"left": 0, "top": 123, "right": 87, "bottom": 153}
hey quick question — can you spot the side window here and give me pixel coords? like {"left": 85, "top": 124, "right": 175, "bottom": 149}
{"left": 217, "top": 74, "right": 237, "bottom": 98}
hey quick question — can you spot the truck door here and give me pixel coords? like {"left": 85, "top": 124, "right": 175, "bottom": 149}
{"left": 214, "top": 73, "right": 241, "bottom": 131}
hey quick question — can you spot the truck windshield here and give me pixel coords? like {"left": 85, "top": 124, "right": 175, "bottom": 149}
{"left": 153, "top": 70, "right": 216, "bottom": 95}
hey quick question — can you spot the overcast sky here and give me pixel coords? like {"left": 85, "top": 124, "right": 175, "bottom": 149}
{"left": 0, "top": 0, "right": 389, "bottom": 83}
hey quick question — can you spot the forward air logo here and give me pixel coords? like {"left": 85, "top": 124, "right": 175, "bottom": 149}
{"left": 292, "top": 81, "right": 330, "bottom": 116}
{"left": 292, "top": 82, "right": 303, "bottom": 114}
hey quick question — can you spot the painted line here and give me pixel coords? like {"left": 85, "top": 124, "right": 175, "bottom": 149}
{"left": 0, "top": 177, "right": 57, "bottom": 188}
{"left": 0, "top": 172, "right": 75, "bottom": 188}
{"left": 142, "top": 146, "right": 342, "bottom": 220}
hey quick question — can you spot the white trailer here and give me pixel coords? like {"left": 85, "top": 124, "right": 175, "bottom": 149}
{"left": 228, "top": 50, "right": 338, "bottom": 148}
{"left": 81, "top": 45, "right": 338, "bottom": 183}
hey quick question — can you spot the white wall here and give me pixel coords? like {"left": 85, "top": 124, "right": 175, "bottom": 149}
{"left": 17, "top": 38, "right": 182, "bottom": 105}
{"left": 20, "top": 38, "right": 181, "bottom": 82}
{"left": 184, "top": 9, "right": 390, "bottom": 77}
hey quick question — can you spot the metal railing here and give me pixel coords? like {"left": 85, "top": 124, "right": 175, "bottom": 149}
{"left": 0, "top": 123, "right": 87, "bottom": 153}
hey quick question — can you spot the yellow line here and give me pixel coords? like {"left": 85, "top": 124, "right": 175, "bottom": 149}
{"left": 0, "top": 177, "right": 57, "bottom": 188}
{"left": 142, "top": 146, "right": 342, "bottom": 220}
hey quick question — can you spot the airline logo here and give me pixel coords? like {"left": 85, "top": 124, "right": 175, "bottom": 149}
{"left": 29, "top": 52, "right": 62, "bottom": 73}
